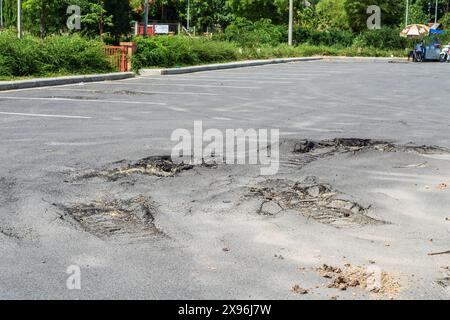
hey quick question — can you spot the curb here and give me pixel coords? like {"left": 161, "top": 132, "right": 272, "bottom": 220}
{"left": 139, "top": 57, "right": 323, "bottom": 76}
{"left": 322, "top": 56, "right": 408, "bottom": 62}
{"left": 0, "top": 72, "right": 135, "bottom": 91}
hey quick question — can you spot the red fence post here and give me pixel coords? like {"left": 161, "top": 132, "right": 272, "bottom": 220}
{"left": 104, "top": 44, "right": 136, "bottom": 72}
{"left": 119, "top": 42, "right": 137, "bottom": 72}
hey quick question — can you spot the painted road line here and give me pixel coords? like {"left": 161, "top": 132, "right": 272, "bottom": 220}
{"left": 148, "top": 77, "right": 294, "bottom": 84}
{"left": 0, "top": 111, "right": 92, "bottom": 119}
{"left": 93, "top": 82, "right": 261, "bottom": 89}
{"left": 0, "top": 96, "right": 166, "bottom": 105}
{"left": 212, "top": 72, "right": 347, "bottom": 77}
{"left": 213, "top": 69, "right": 346, "bottom": 75}
{"left": 48, "top": 88, "right": 221, "bottom": 96}
{"left": 170, "top": 75, "right": 311, "bottom": 82}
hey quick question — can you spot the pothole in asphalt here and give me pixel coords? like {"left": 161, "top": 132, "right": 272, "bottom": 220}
{"left": 72, "top": 156, "right": 194, "bottom": 181}
{"left": 56, "top": 195, "right": 163, "bottom": 240}
{"left": 247, "top": 177, "right": 385, "bottom": 228}
{"left": 292, "top": 138, "right": 448, "bottom": 156}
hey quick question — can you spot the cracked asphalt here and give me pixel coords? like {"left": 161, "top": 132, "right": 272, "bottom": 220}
{"left": 0, "top": 60, "right": 449, "bottom": 299}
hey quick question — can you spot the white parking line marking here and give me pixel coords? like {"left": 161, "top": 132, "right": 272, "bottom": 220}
{"left": 213, "top": 70, "right": 346, "bottom": 76}
{"left": 148, "top": 77, "right": 294, "bottom": 84}
{"left": 48, "top": 88, "right": 221, "bottom": 96}
{"left": 0, "top": 96, "right": 166, "bottom": 105}
{"left": 0, "top": 111, "right": 92, "bottom": 119}
{"left": 95, "top": 82, "right": 260, "bottom": 89}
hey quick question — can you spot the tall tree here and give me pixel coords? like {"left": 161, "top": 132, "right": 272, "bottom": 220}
{"left": 344, "top": 0, "right": 405, "bottom": 32}
{"left": 316, "top": 0, "right": 350, "bottom": 30}
{"left": 22, "top": 0, "right": 63, "bottom": 37}
{"left": 179, "top": 0, "right": 233, "bottom": 30}
{"left": 104, "top": 0, "right": 132, "bottom": 38}
{"left": 3, "top": 0, "right": 18, "bottom": 28}
{"left": 81, "top": 0, "right": 113, "bottom": 36}
{"left": 226, "top": 0, "right": 287, "bottom": 23}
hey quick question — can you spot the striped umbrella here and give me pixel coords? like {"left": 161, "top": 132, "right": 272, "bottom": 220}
{"left": 400, "top": 24, "right": 430, "bottom": 39}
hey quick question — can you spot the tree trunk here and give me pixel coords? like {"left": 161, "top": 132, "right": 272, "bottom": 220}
{"left": 99, "top": 18, "right": 104, "bottom": 38}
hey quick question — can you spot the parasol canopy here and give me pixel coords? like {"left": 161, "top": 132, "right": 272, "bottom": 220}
{"left": 400, "top": 24, "right": 430, "bottom": 39}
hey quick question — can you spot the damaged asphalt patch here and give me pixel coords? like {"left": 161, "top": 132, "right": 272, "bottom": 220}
{"left": 292, "top": 138, "right": 449, "bottom": 157}
{"left": 279, "top": 137, "right": 450, "bottom": 174}
{"left": 55, "top": 195, "right": 163, "bottom": 241}
{"left": 71, "top": 155, "right": 194, "bottom": 182}
{"left": 247, "top": 177, "right": 384, "bottom": 228}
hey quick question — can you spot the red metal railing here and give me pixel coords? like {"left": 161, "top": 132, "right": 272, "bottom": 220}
{"left": 104, "top": 46, "right": 128, "bottom": 72}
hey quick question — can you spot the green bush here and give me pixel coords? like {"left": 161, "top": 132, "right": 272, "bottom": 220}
{"left": 222, "top": 20, "right": 354, "bottom": 48}
{"left": 307, "top": 28, "right": 355, "bottom": 47}
{"left": 0, "top": 31, "right": 112, "bottom": 78}
{"left": 133, "top": 35, "right": 407, "bottom": 69}
{"left": 353, "top": 27, "right": 410, "bottom": 50}
{"left": 218, "top": 18, "right": 286, "bottom": 48}
{"left": 42, "top": 35, "right": 112, "bottom": 73}
{"left": 0, "top": 31, "right": 43, "bottom": 76}
{"left": 133, "top": 36, "right": 240, "bottom": 69}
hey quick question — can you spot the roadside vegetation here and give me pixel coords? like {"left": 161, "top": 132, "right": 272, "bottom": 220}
{"left": 1, "top": 0, "right": 450, "bottom": 77}
{"left": 132, "top": 34, "right": 408, "bottom": 70}
{"left": 0, "top": 31, "right": 111, "bottom": 79}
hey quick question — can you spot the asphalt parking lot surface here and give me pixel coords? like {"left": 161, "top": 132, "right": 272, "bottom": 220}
{"left": 1, "top": 60, "right": 449, "bottom": 299}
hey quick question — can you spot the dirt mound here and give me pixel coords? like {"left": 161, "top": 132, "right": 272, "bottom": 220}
{"left": 316, "top": 264, "right": 401, "bottom": 296}
{"left": 57, "top": 196, "right": 163, "bottom": 241}
{"left": 248, "top": 178, "right": 384, "bottom": 228}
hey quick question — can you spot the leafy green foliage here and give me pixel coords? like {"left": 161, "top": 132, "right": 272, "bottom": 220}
{"left": 104, "top": 0, "right": 133, "bottom": 39}
{"left": 132, "top": 35, "right": 239, "bottom": 69}
{"left": 315, "top": 0, "right": 349, "bottom": 30}
{"left": 217, "top": 18, "right": 286, "bottom": 47}
{"left": 354, "top": 27, "right": 410, "bottom": 50}
{"left": 293, "top": 27, "right": 354, "bottom": 46}
{"left": 0, "top": 31, "right": 112, "bottom": 77}
{"left": 344, "top": 0, "right": 405, "bottom": 32}
{"left": 81, "top": 1, "right": 113, "bottom": 36}
{"left": 132, "top": 33, "right": 406, "bottom": 69}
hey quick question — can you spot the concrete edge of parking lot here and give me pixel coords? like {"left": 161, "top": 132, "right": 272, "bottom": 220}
{"left": 323, "top": 56, "right": 408, "bottom": 62}
{"left": 139, "top": 55, "right": 408, "bottom": 76}
{"left": 0, "top": 72, "right": 135, "bottom": 91}
{"left": 139, "top": 57, "right": 324, "bottom": 76}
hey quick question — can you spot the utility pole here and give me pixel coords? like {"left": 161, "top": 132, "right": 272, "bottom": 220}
{"left": 405, "top": 0, "right": 409, "bottom": 26}
{"left": 17, "top": 0, "right": 21, "bottom": 38}
{"left": 143, "top": 0, "right": 149, "bottom": 37}
{"left": 447, "top": 0, "right": 449, "bottom": 27}
{"left": 187, "top": 0, "right": 190, "bottom": 32}
{"left": 435, "top": 0, "right": 439, "bottom": 24}
{"left": 288, "top": 0, "right": 293, "bottom": 46}
{"left": 0, "top": 0, "right": 3, "bottom": 29}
